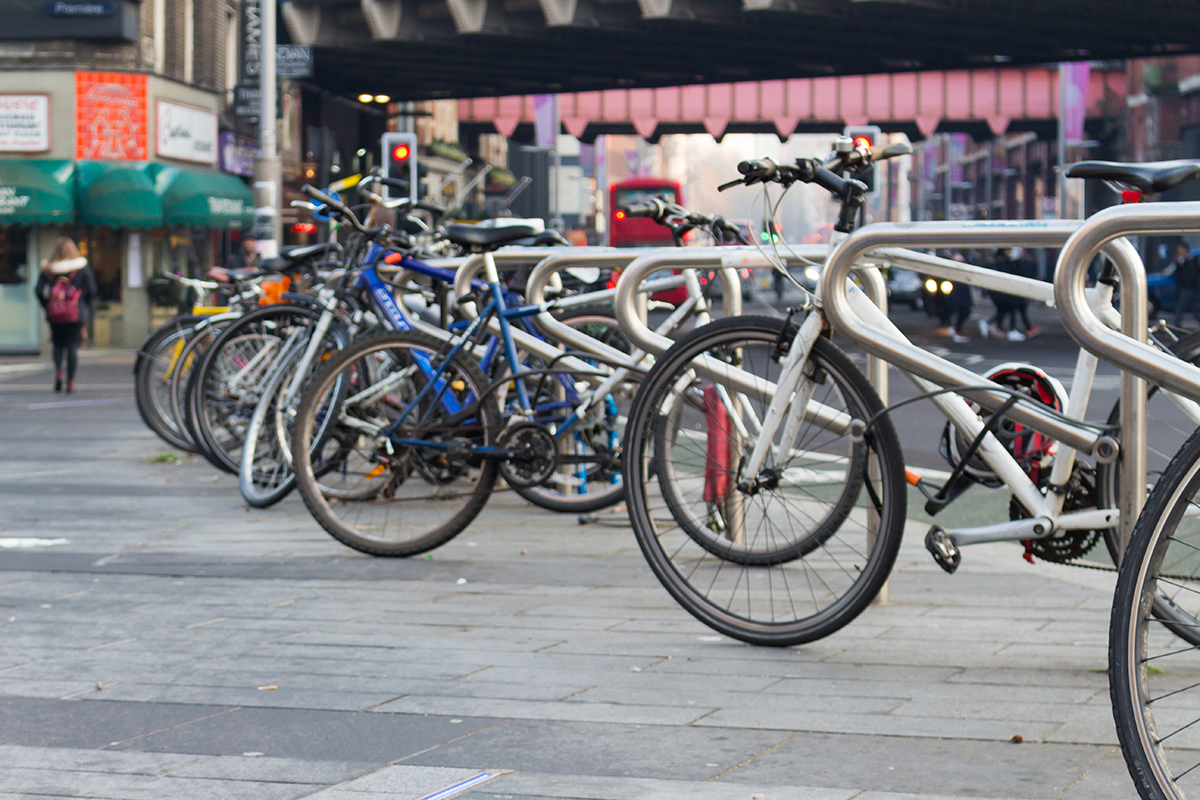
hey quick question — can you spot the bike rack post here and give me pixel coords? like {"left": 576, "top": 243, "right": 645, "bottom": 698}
{"left": 1053, "top": 201, "right": 1200, "bottom": 552}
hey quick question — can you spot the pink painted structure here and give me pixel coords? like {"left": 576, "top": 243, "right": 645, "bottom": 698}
{"left": 459, "top": 67, "right": 1127, "bottom": 140}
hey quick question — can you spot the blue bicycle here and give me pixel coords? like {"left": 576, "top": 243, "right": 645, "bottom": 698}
{"left": 287, "top": 185, "right": 632, "bottom": 555}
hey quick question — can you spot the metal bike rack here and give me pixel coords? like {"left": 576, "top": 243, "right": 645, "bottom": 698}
{"left": 1054, "top": 200, "right": 1200, "bottom": 551}
{"left": 524, "top": 249, "right": 743, "bottom": 364}
{"left": 612, "top": 247, "right": 813, "bottom": 356}
{"left": 819, "top": 218, "right": 1150, "bottom": 550}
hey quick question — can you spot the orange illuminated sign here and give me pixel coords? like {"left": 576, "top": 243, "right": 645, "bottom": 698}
{"left": 76, "top": 71, "right": 147, "bottom": 160}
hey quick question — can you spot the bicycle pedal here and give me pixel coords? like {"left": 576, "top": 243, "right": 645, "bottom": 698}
{"left": 925, "top": 526, "right": 961, "bottom": 574}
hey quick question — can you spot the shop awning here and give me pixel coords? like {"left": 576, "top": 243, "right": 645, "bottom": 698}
{"left": 153, "top": 166, "right": 253, "bottom": 229}
{"left": 76, "top": 161, "right": 162, "bottom": 228}
{"left": 0, "top": 160, "right": 75, "bottom": 226}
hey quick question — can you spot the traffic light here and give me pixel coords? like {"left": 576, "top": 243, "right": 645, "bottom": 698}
{"left": 760, "top": 220, "right": 782, "bottom": 243}
{"left": 842, "top": 125, "right": 882, "bottom": 194}
{"left": 381, "top": 132, "right": 417, "bottom": 200}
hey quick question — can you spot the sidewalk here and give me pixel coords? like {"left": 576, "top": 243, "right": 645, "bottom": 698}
{"left": 0, "top": 354, "right": 1132, "bottom": 799}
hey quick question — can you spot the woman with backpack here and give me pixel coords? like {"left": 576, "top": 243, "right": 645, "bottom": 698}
{"left": 35, "top": 236, "right": 97, "bottom": 393}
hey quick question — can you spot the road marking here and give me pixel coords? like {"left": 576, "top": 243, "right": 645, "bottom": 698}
{"left": 0, "top": 538, "right": 69, "bottom": 548}
{"left": 0, "top": 363, "right": 46, "bottom": 375}
{"left": 418, "top": 773, "right": 505, "bottom": 800}
{"left": 27, "top": 398, "right": 125, "bottom": 410}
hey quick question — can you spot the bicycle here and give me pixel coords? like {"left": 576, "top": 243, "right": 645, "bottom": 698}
{"left": 619, "top": 141, "right": 1200, "bottom": 646}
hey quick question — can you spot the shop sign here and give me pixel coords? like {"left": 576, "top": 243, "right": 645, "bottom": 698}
{"left": 233, "top": 85, "right": 280, "bottom": 119}
{"left": 156, "top": 100, "right": 217, "bottom": 165}
{"left": 219, "top": 132, "right": 259, "bottom": 176}
{"left": 44, "top": 1, "right": 116, "bottom": 16}
{"left": 242, "top": 0, "right": 262, "bottom": 82}
{"left": 207, "top": 196, "right": 245, "bottom": 217}
{"left": 76, "top": 71, "right": 147, "bottom": 160}
{"left": 275, "top": 45, "right": 312, "bottom": 79}
{"left": 0, "top": 95, "right": 49, "bottom": 152}
{"left": 0, "top": 186, "right": 32, "bottom": 215}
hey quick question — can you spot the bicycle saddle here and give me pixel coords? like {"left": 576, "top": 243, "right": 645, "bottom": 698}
{"left": 1066, "top": 159, "right": 1200, "bottom": 194}
{"left": 225, "top": 267, "right": 263, "bottom": 282}
{"left": 279, "top": 242, "right": 341, "bottom": 262}
{"left": 443, "top": 223, "right": 538, "bottom": 251}
{"left": 511, "top": 230, "right": 571, "bottom": 247}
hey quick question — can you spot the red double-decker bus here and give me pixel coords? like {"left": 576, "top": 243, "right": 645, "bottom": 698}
{"left": 608, "top": 178, "right": 682, "bottom": 247}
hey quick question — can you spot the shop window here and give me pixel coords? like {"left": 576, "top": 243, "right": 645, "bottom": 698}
{"left": 0, "top": 227, "right": 30, "bottom": 285}
{"left": 78, "top": 227, "right": 123, "bottom": 303}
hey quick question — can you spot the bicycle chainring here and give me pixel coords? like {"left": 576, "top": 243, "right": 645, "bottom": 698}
{"left": 498, "top": 423, "right": 558, "bottom": 489}
{"left": 1010, "top": 464, "right": 1101, "bottom": 564}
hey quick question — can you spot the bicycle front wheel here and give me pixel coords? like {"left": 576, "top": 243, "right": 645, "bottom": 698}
{"left": 291, "top": 331, "right": 501, "bottom": 557}
{"left": 1111, "top": 428, "right": 1200, "bottom": 800}
{"left": 622, "top": 315, "right": 907, "bottom": 646}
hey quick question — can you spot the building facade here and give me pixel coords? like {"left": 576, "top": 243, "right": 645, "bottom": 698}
{"left": 0, "top": 0, "right": 251, "bottom": 351}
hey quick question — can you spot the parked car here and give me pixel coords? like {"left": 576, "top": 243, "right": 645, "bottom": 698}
{"left": 886, "top": 268, "right": 923, "bottom": 310}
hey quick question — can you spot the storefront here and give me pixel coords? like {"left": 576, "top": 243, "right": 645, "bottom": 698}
{"left": 0, "top": 71, "right": 251, "bottom": 352}
{"left": 0, "top": 160, "right": 75, "bottom": 352}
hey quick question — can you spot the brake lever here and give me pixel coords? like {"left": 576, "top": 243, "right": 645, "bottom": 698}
{"left": 717, "top": 178, "right": 745, "bottom": 192}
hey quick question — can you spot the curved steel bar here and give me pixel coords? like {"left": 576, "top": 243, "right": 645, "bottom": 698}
{"left": 1054, "top": 202, "right": 1200, "bottom": 397}
{"left": 614, "top": 246, "right": 819, "bottom": 356}
{"left": 818, "top": 220, "right": 1127, "bottom": 454}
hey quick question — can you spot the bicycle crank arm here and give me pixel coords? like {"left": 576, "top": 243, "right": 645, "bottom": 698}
{"left": 925, "top": 517, "right": 1051, "bottom": 574}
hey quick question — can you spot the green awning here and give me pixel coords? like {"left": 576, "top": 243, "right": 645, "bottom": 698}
{"left": 0, "top": 160, "right": 75, "bottom": 226}
{"left": 153, "top": 165, "right": 253, "bottom": 229}
{"left": 76, "top": 161, "right": 162, "bottom": 228}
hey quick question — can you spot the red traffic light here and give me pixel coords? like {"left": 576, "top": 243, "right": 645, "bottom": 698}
{"left": 391, "top": 143, "right": 411, "bottom": 162}
{"left": 852, "top": 135, "right": 873, "bottom": 149}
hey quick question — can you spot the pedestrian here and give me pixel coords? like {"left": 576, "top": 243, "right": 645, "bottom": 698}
{"left": 1173, "top": 240, "right": 1199, "bottom": 328}
{"left": 946, "top": 253, "right": 973, "bottom": 343}
{"left": 1003, "top": 248, "right": 1041, "bottom": 339}
{"left": 986, "top": 249, "right": 1018, "bottom": 338}
{"left": 35, "top": 236, "right": 97, "bottom": 394}
{"left": 224, "top": 236, "right": 258, "bottom": 272}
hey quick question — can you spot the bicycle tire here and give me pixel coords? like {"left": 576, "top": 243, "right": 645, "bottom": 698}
{"left": 170, "top": 316, "right": 230, "bottom": 462}
{"left": 238, "top": 324, "right": 352, "bottom": 508}
{"left": 188, "top": 303, "right": 322, "bottom": 474}
{"left": 291, "top": 330, "right": 501, "bottom": 557}
{"left": 133, "top": 314, "right": 204, "bottom": 452}
{"left": 1110, "top": 427, "right": 1200, "bottom": 800}
{"left": 623, "top": 315, "right": 907, "bottom": 646}
{"left": 511, "top": 306, "right": 633, "bottom": 514}
{"left": 1098, "top": 329, "right": 1200, "bottom": 645}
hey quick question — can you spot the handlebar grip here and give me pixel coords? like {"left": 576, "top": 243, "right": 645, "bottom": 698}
{"left": 622, "top": 202, "right": 659, "bottom": 218}
{"left": 870, "top": 141, "right": 914, "bottom": 161}
{"left": 378, "top": 175, "right": 410, "bottom": 192}
{"left": 737, "top": 159, "right": 777, "bottom": 180}
{"left": 302, "top": 184, "right": 346, "bottom": 213}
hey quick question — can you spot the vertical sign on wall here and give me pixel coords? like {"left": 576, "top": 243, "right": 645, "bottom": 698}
{"left": 75, "top": 72, "right": 147, "bottom": 160}
{"left": 242, "top": 0, "right": 262, "bottom": 83}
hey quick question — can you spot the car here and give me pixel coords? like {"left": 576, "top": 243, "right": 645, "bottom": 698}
{"left": 886, "top": 268, "right": 923, "bottom": 310}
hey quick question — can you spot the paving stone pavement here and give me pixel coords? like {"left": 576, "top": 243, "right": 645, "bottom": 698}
{"left": 0, "top": 351, "right": 1136, "bottom": 799}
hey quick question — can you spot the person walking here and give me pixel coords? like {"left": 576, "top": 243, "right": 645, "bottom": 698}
{"left": 35, "top": 236, "right": 97, "bottom": 393}
{"left": 1173, "top": 240, "right": 1199, "bottom": 328}
{"left": 946, "top": 253, "right": 974, "bottom": 343}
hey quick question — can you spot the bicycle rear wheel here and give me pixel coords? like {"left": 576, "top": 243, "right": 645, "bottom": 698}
{"left": 1110, "top": 428, "right": 1200, "bottom": 800}
{"left": 622, "top": 315, "right": 907, "bottom": 646}
{"left": 512, "top": 306, "right": 634, "bottom": 514}
{"left": 133, "top": 314, "right": 204, "bottom": 452}
{"left": 291, "top": 331, "right": 501, "bottom": 557}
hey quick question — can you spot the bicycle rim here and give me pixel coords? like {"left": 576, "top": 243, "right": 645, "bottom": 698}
{"left": 292, "top": 332, "right": 500, "bottom": 557}
{"left": 623, "top": 316, "right": 906, "bottom": 646}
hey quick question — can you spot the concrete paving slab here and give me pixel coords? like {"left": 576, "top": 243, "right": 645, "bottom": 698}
{"left": 0, "top": 354, "right": 1147, "bottom": 799}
